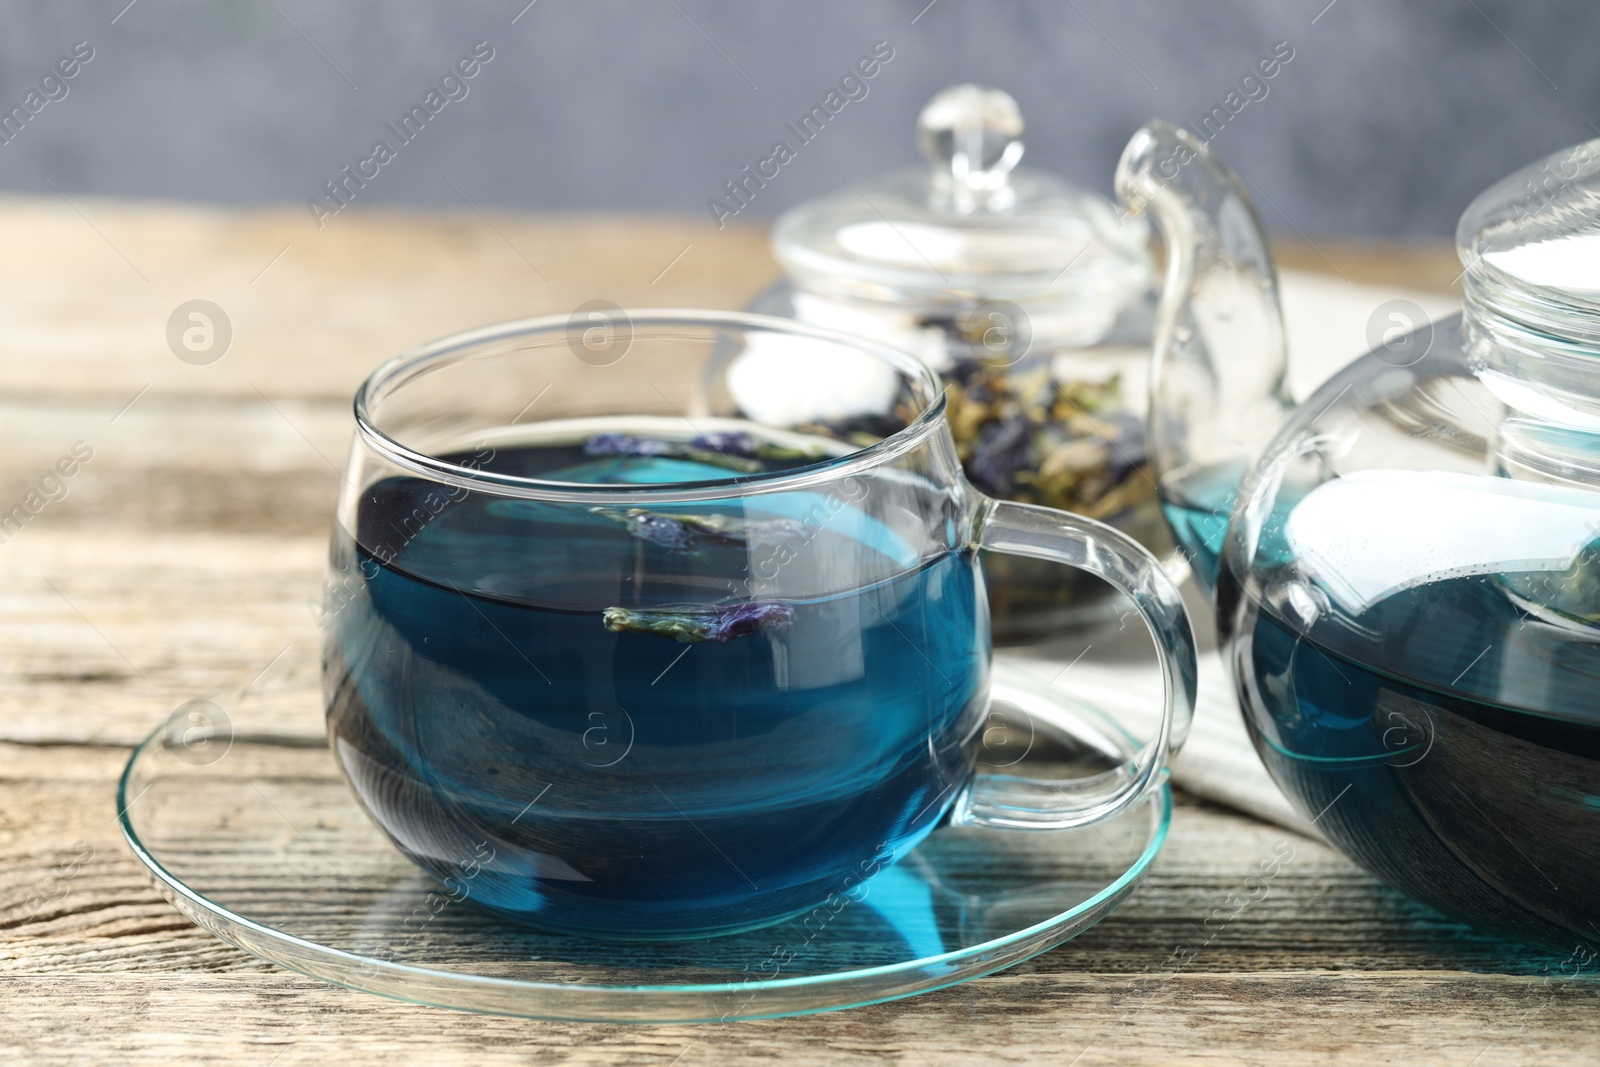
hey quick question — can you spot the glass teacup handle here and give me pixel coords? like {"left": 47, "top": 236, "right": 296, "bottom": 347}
{"left": 949, "top": 498, "right": 1198, "bottom": 830}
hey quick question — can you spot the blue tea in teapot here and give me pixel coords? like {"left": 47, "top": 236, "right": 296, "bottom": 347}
{"left": 1119, "top": 123, "right": 1600, "bottom": 948}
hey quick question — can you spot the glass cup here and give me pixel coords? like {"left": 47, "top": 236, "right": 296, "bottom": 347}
{"left": 322, "top": 310, "right": 1196, "bottom": 939}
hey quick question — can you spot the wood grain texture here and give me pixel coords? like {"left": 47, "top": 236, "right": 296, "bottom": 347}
{"left": 2, "top": 200, "right": 1593, "bottom": 1064}
{"left": 0, "top": 971, "right": 1595, "bottom": 1067}
{"left": 6, "top": 741, "right": 1595, "bottom": 1063}
{"left": 1273, "top": 238, "right": 1461, "bottom": 295}
{"left": 0, "top": 744, "right": 1561, "bottom": 978}
{"left": 0, "top": 197, "right": 778, "bottom": 400}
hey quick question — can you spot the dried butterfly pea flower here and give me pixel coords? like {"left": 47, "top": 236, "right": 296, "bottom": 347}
{"left": 592, "top": 507, "right": 802, "bottom": 552}
{"left": 584, "top": 433, "right": 675, "bottom": 458}
{"left": 602, "top": 601, "right": 795, "bottom": 643}
{"left": 690, "top": 431, "right": 824, "bottom": 463}
{"left": 583, "top": 433, "right": 763, "bottom": 473}
{"left": 607, "top": 509, "right": 695, "bottom": 550}
{"left": 940, "top": 355, "right": 1154, "bottom": 518}
{"left": 968, "top": 414, "right": 1032, "bottom": 497}
{"left": 688, "top": 430, "right": 758, "bottom": 455}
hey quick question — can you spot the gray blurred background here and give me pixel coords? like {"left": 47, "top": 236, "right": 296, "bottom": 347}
{"left": 0, "top": 0, "right": 1594, "bottom": 237}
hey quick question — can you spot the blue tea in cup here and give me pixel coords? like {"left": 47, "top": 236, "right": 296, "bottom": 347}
{"left": 323, "top": 312, "right": 1195, "bottom": 938}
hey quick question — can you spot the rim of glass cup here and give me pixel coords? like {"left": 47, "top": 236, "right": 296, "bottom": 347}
{"left": 353, "top": 310, "right": 949, "bottom": 505}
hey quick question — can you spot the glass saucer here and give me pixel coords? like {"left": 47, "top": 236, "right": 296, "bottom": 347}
{"left": 118, "top": 660, "right": 1170, "bottom": 1023}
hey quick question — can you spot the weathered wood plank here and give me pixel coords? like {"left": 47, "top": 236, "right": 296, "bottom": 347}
{"left": 0, "top": 392, "right": 344, "bottom": 543}
{"left": 1274, "top": 238, "right": 1460, "bottom": 295}
{"left": 0, "top": 197, "right": 1456, "bottom": 412}
{"left": 0, "top": 971, "right": 1593, "bottom": 1066}
{"left": 0, "top": 745, "right": 1563, "bottom": 979}
{"left": 0, "top": 199, "right": 780, "bottom": 400}
{"left": 0, "top": 532, "right": 324, "bottom": 745}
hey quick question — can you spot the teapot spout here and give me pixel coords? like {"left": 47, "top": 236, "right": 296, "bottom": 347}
{"left": 1116, "top": 122, "right": 1295, "bottom": 593}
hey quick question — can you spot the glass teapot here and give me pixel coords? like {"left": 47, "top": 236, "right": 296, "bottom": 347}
{"left": 1117, "top": 122, "right": 1600, "bottom": 947}
{"left": 754, "top": 85, "right": 1168, "bottom": 642}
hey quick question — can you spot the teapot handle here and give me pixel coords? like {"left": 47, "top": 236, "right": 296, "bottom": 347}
{"left": 949, "top": 497, "right": 1197, "bottom": 830}
{"left": 1115, "top": 122, "right": 1296, "bottom": 590}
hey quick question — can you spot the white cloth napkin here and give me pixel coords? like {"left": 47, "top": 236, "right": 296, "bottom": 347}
{"left": 1000, "top": 270, "right": 1457, "bottom": 839}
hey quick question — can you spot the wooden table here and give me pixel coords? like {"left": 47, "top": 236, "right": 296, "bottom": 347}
{"left": 0, "top": 199, "right": 1593, "bottom": 1065}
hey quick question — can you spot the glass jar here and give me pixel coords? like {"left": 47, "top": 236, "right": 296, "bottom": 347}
{"left": 750, "top": 85, "right": 1167, "bottom": 642}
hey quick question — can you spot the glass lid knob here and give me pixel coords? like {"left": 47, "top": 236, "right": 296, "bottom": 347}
{"left": 770, "top": 82, "right": 1152, "bottom": 326}
{"left": 916, "top": 85, "right": 1025, "bottom": 211}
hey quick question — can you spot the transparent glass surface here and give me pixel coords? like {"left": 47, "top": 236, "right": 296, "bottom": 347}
{"left": 1459, "top": 136, "right": 1600, "bottom": 353}
{"left": 748, "top": 281, "right": 1173, "bottom": 643}
{"left": 1216, "top": 322, "right": 1600, "bottom": 949}
{"left": 1123, "top": 118, "right": 1600, "bottom": 948}
{"left": 760, "top": 88, "right": 1169, "bottom": 642}
{"left": 333, "top": 313, "right": 979, "bottom": 941}
{"left": 1114, "top": 120, "right": 1296, "bottom": 596}
{"left": 118, "top": 662, "right": 1171, "bottom": 1023}
{"left": 772, "top": 85, "right": 1151, "bottom": 330}
{"left": 323, "top": 311, "right": 1191, "bottom": 943}
{"left": 117, "top": 309, "right": 1195, "bottom": 1019}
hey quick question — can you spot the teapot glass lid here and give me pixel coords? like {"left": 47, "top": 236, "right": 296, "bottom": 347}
{"left": 1458, "top": 138, "right": 1600, "bottom": 347}
{"left": 772, "top": 85, "right": 1152, "bottom": 317}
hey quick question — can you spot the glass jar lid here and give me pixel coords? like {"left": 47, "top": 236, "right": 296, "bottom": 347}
{"left": 772, "top": 85, "right": 1152, "bottom": 331}
{"left": 1459, "top": 138, "right": 1600, "bottom": 349}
